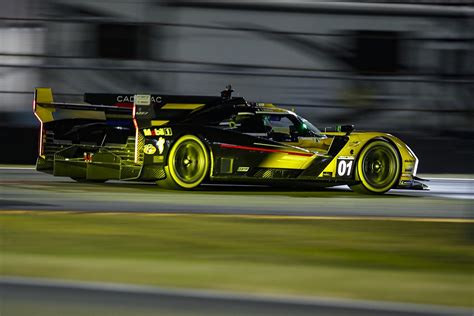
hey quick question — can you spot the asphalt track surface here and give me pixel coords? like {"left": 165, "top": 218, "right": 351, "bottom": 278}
{"left": 1, "top": 167, "right": 473, "bottom": 315}
{"left": 0, "top": 167, "right": 472, "bottom": 219}
{"left": 0, "top": 277, "right": 471, "bottom": 316}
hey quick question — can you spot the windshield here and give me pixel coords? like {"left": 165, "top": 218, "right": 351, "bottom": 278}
{"left": 258, "top": 113, "right": 324, "bottom": 138}
{"left": 298, "top": 116, "right": 324, "bottom": 137}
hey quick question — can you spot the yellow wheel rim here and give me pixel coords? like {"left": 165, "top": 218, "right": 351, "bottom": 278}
{"left": 357, "top": 141, "right": 400, "bottom": 193}
{"left": 168, "top": 135, "right": 209, "bottom": 189}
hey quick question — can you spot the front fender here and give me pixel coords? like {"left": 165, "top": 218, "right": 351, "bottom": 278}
{"left": 321, "top": 132, "right": 418, "bottom": 184}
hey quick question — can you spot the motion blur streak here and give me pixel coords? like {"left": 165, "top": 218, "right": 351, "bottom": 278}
{"left": 1, "top": 209, "right": 473, "bottom": 223}
{"left": 1, "top": 277, "right": 471, "bottom": 316}
{"left": 0, "top": 0, "right": 473, "bottom": 172}
{"left": 0, "top": 168, "right": 473, "bottom": 218}
{"left": 1, "top": 1, "right": 473, "bottom": 315}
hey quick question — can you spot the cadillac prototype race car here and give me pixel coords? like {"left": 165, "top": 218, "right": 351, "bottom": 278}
{"left": 33, "top": 86, "right": 427, "bottom": 194}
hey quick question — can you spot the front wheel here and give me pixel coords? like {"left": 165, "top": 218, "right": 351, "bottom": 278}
{"left": 157, "top": 135, "right": 210, "bottom": 189}
{"left": 350, "top": 140, "right": 401, "bottom": 194}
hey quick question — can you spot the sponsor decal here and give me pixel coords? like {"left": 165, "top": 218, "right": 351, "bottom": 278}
{"left": 116, "top": 95, "right": 162, "bottom": 103}
{"left": 336, "top": 156, "right": 355, "bottom": 178}
{"left": 134, "top": 95, "right": 151, "bottom": 106}
{"left": 116, "top": 95, "right": 134, "bottom": 103}
{"left": 157, "top": 137, "right": 165, "bottom": 154}
{"left": 151, "top": 96, "right": 163, "bottom": 103}
{"left": 348, "top": 141, "right": 361, "bottom": 147}
{"left": 143, "top": 138, "right": 166, "bottom": 155}
{"left": 143, "top": 144, "right": 157, "bottom": 155}
{"left": 135, "top": 111, "right": 149, "bottom": 116}
{"left": 143, "top": 128, "right": 173, "bottom": 137}
{"left": 83, "top": 152, "right": 94, "bottom": 163}
{"left": 237, "top": 166, "right": 249, "bottom": 172}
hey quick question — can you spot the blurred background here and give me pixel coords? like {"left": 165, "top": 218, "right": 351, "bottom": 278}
{"left": 1, "top": 0, "right": 473, "bottom": 172}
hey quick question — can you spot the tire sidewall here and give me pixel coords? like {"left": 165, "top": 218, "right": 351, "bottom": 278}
{"left": 167, "top": 135, "right": 209, "bottom": 189}
{"left": 356, "top": 140, "right": 401, "bottom": 193}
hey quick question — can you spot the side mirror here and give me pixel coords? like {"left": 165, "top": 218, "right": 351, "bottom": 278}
{"left": 337, "top": 125, "right": 355, "bottom": 135}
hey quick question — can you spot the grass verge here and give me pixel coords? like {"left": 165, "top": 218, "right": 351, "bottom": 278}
{"left": 1, "top": 212, "right": 473, "bottom": 307}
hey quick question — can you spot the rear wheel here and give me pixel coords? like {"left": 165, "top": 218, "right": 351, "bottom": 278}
{"left": 157, "top": 135, "right": 210, "bottom": 189}
{"left": 350, "top": 140, "right": 401, "bottom": 194}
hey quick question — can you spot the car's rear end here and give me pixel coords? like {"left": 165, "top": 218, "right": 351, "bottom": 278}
{"left": 33, "top": 88, "right": 143, "bottom": 182}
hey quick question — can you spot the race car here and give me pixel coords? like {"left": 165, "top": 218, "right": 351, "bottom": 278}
{"left": 33, "top": 86, "right": 427, "bottom": 194}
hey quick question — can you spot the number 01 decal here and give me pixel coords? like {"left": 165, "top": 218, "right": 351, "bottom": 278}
{"left": 336, "top": 158, "right": 355, "bottom": 178}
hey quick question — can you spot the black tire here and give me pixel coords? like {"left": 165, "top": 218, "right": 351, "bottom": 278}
{"left": 350, "top": 140, "right": 401, "bottom": 194}
{"left": 157, "top": 135, "right": 210, "bottom": 189}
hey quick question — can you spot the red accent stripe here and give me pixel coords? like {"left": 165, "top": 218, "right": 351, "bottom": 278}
{"left": 113, "top": 102, "right": 134, "bottom": 108}
{"left": 220, "top": 143, "right": 313, "bottom": 157}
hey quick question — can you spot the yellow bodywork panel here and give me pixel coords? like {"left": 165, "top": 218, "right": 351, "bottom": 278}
{"left": 285, "top": 137, "right": 332, "bottom": 153}
{"left": 35, "top": 88, "right": 53, "bottom": 104}
{"left": 320, "top": 132, "right": 418, "bottom": 181}
{"left": 161, "top": 103, "right": 205, "bottom": 110}
{"left": 34, "top": 88, "right": 55, "bottom": 123}
{"left": 151, "top": 120, "right": 170, "bottom": 126}
{"left": 259, "top": 153, "right": 315, "bottom": 169}
{"left": 34, "top": 104, "right": 55, "bottom": 123}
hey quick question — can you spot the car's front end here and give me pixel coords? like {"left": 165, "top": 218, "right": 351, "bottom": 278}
{"left": 321, "top": 131, "right": 428, "bottom": 192}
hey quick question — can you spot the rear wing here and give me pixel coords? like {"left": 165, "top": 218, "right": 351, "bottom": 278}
{"left": 33, "top": 88, "right": 136, "bottom": 159}
{"left": 33, "top": 88, "right": 243, "bottom": 131}
{"left": 33, "top": 88, "right": 133, "bottom": 124}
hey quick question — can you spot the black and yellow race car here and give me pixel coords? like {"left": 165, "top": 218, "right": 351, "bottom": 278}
{"left": 33, "top": 86, "right": 427, "bottom": 194}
